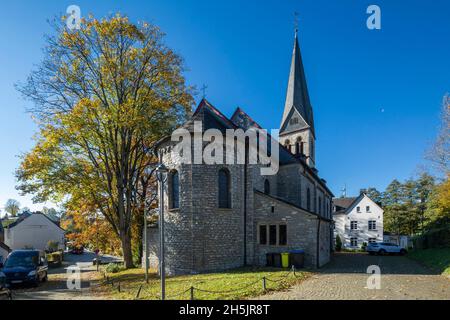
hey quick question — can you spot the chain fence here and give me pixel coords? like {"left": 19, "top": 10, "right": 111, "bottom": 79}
{"left": 97, "top": 266, "right": 305, "bottom": 300}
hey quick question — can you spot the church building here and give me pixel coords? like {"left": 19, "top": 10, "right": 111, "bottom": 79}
{"left": 144, "top": 31, "right": 334, "bottom": 275}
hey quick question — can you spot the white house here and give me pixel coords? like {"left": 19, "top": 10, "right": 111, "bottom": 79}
{"left": 332, "top": 193, "right": 383, "bottom": 249}
{"left": 4, "top": 213, "right": 65, "bottom": 251}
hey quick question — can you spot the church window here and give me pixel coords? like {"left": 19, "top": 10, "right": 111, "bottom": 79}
{"left": 279, "top": 225, "right": 287, "bottom": 245}
{"left": 307, "top": 188, "right": 311, "bottom": 211}
{"left": 218, "top": 168, "right": 231, "bottom": 208}
{"left": 290, "top": 117, "right": 299, "bottom": 125}
{"left": 169, "top": 170, "right": 180, "bottom": 209}
{"left": 264, "top": 179, "right": 270, "bottom": 195}
{"left": 258, "top": 224, "right": 287, "bottom": 246}
{"left": 284, "top": 140, "right": 291, "bottom": 153}
{"left": 259, "top": 225, "right": 267, "bottom": 245}
{"left": 269, "top": 225, "right": 277, "bottom": 245}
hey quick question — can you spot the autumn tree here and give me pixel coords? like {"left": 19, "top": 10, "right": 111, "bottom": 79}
{"left": 16, "top": 15, "right": 193, "bottom": 268}
{"left": 4, "top": 199, "right": 21, "bottom": 217}
{"left": 425, "top": 174, "right": 450, "bottom": 230}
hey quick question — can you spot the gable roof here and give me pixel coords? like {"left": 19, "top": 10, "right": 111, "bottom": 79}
{"left": 154, "top": 99, "right": 333, "bottom": 196}
{"left": 333, "top": 194, "right": 383, "bottom": 215}
{"left": 6, "top": 213, "right": 65, "bottom": 232}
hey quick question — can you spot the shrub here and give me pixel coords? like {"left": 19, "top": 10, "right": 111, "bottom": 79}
{"left": 105, "top": 263, "right": 125, "bottom": 274}
{"left": 335, "top": 235, "right": 342, "bottom": 252}
{"left": 361, "top": 242, "right": 368, "bottom": 251}
{"left": 47, "top": 240, "right": 59, "bottom": 253}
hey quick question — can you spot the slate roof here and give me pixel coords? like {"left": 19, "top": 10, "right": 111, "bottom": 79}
{"left": 333, "top": 197, "right": 358, "bottom": 212}
{"left": 155, "top": 99, "right": 333, "bottom": 196}
{"left": 280, "top": 31, "right": 315, "bottom": 135}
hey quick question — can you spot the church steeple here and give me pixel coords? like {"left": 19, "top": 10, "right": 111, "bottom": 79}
{"left": 280, "top": 30, "right": 315, "bottom": 136}
{"left": 279, "top": 30, "right": 316, "bottom": 168}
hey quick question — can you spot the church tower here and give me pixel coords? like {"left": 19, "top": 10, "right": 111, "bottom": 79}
{"left": 279, "top": 30, "right": 316, "bottom": 168}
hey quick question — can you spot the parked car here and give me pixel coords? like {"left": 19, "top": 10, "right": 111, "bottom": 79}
{"left": 0, "top": 250, "right": 48, "bottom": 287}
{"left": 366, "top": 242, "right": 407, "bottom": 255}
{"left": 70, "top": 246, "right": 84, "bottom": 255}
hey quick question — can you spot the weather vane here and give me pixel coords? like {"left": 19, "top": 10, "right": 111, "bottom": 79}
{"left": 294, "top": 11, "right": 300, "bottom": 33}
{"left": 201, "top": 84, "right": 208, "bottom": 99}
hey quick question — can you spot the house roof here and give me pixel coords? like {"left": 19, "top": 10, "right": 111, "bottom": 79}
{"left": 332, "top": 194, "right": 383, "bottom": 215}
{"left": 6, "top": 213, "right": 65, "bottom": 232}
{"left": 254, "top": 189, "right": 332, "bottom": 223}
{"left": 333, "top": 197, "right": 357, "bottom": 211}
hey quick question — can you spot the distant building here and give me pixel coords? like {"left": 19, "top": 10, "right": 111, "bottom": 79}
{"left": 332, "top": 193, "right": 384, "bottom": 249}
{"left": 4, "top": 213, "right": 65, "bottom": 251}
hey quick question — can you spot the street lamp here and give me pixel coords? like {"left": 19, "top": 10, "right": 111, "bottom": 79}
{"left": 156, "top": 163, "right": 168, "bottom": 300}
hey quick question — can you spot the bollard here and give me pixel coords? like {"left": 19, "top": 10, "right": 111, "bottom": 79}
{"left": 190, "top": 287, "right": 195, "bottom": 300}
{"left": 262, "top": 277, "right": 267, "bottom": 291}
{"left": 118, "top": 281, "right": 121, "bottom": 292}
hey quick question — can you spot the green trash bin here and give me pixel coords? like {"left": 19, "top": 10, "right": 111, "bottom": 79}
{"left": 281, "top": 253, "right": 290, "bottom": 268}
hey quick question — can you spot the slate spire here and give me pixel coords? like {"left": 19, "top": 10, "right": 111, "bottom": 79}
{"left": 280, "top": 30, "right": 315, "bottom": 135}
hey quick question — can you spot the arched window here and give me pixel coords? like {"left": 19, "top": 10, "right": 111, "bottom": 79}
{"left": 284, "top": 140, "right": 291, "bottom": 153}
{"left": 218, "top": 169, "right": 231, "bottom": 208}
{"left": 264, "top": 179, "right": 270, "bottom": 195}
{"left": 306, "top": 188, "right": 311, "bottom": 211}
{"left": 170, "top": 170, "right": 180, "bottom": 209}
{"left": 295, "top": 137, "right": 302, "bottom": 155}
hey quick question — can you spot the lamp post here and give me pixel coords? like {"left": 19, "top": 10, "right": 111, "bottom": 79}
{"left": 144, "top": 203, "right": 149, "bottom": 283}
{"left": 156, "top": 163, "right": 168, "bottom": 300}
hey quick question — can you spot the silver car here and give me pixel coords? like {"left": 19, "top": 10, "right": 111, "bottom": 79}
{"left": 366, "top": 242, "right": 407, "bottom": 255}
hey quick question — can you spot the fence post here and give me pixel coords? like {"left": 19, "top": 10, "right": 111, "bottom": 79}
{"left": 136, "top": 285, "right": 143, "bottom": 299}
{"left": 262, "top": 277, "right": 267, "bottom": 291}
{"left": 190, "top": 287, "right": 195, "bottom": 300}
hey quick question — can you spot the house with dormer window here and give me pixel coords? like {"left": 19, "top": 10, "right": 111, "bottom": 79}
{"left": 332, "top": 193, "right": 383, "bottom": 249}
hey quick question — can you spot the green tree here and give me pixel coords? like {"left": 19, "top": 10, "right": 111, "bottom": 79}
{"left": 416, "top": 173, "right": 436, "bottom": 230}
{"left": 360, "top": 187, "right": 383, "bottom": 206}
{"left": 383, "top": 179, "right": 407, "bottom": 235}
{"left": 16, "top": 15, "right": 193, "bottom": 268}
{"left": 4, "top": 199, "right": 21, "bottom": 217}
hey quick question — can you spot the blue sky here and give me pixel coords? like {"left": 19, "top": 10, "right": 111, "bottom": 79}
{"left": 0, "top": 0, "right": 449, "bottom": 214}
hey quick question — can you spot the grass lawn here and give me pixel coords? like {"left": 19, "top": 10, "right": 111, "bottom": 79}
{"left": 408, "top": 248, "right": 450, "bottom": 276}
{"left": 92, "top": 267, "right": 310, "bottom": 300}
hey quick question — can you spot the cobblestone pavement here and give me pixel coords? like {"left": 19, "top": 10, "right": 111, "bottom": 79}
{"left": 257, "top": 253, "right": 450, "bottom": 300}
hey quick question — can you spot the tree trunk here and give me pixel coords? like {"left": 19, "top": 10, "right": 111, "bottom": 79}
{"left": 120, "top": 230, "right": 134, "bottom": 269}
